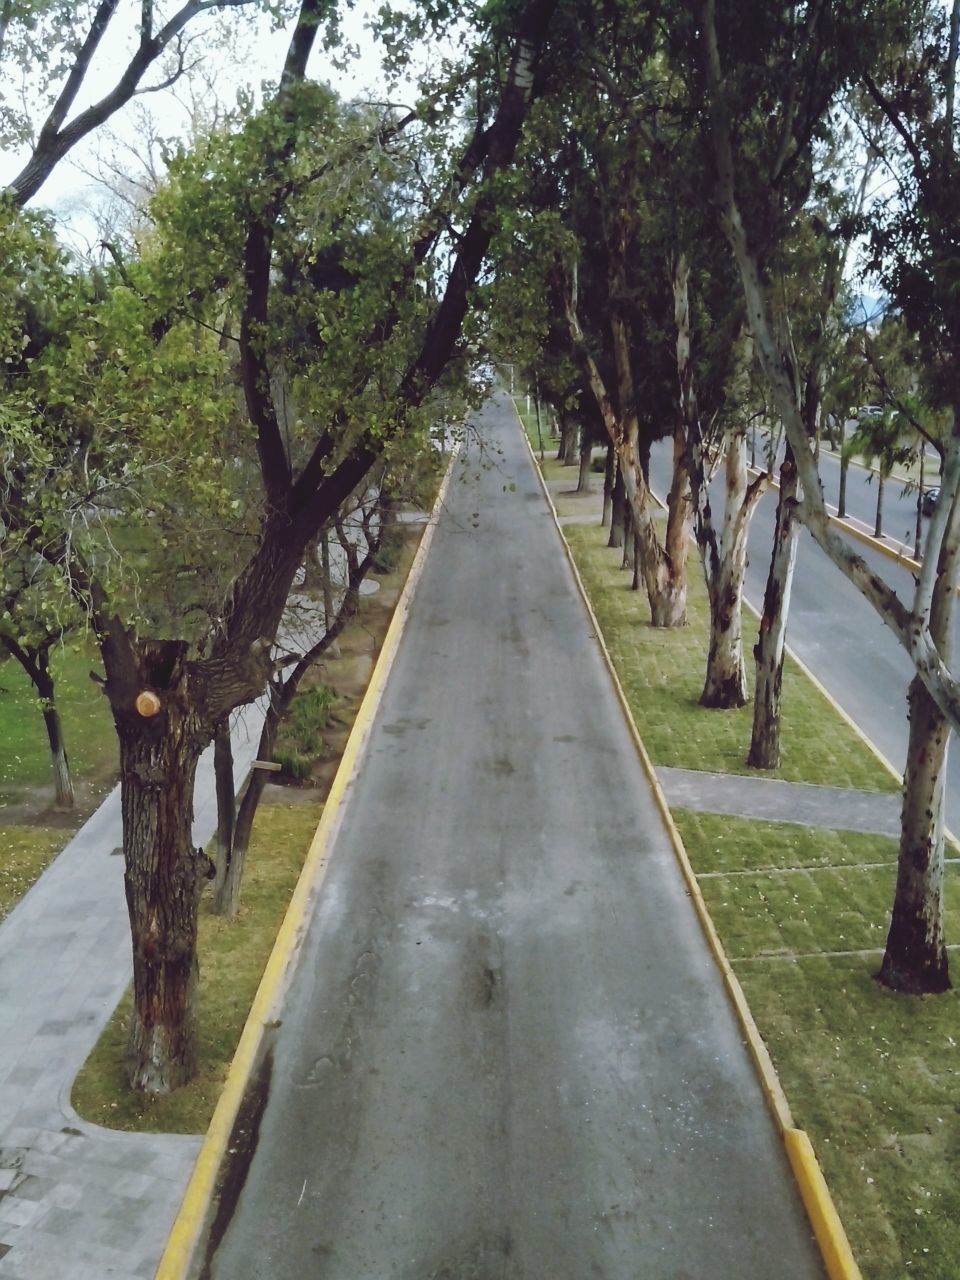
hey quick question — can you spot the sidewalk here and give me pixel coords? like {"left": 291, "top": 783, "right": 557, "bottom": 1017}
{"left": 0, "top": 705, "right": 266, "bottom": 1280}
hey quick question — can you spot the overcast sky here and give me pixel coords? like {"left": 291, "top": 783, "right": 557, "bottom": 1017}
{"left": 1, "top": 2, "right": 410, "bottom": 249}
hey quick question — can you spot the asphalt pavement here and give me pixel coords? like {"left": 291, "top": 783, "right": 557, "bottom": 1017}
{"left": 205, "top": 394, "right": 823, "bottom": 1280}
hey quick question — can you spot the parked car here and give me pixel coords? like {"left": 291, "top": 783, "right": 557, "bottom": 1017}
{"left": 858, "top": 404, "right": 885, "bottom": 423}
{"left": 922, "top": 486, "right": 940, "bottom": 516}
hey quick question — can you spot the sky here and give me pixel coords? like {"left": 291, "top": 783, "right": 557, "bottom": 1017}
{"left": 0, "top": 2, "right": 413, "bottom": 250}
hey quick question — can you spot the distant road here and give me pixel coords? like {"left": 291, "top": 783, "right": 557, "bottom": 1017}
{"left": 649, "top": 441, "right": 959, "bottom": 827}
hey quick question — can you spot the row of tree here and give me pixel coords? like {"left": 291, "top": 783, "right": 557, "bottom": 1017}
{"left": 487, "top": 0, "right": 960, "bottom": 997}
{"left": 2, "top": 0, "right": 958, "bottom": 1097}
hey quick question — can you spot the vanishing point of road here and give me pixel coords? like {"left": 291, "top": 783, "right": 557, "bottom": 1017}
{"left": 206, "top": 394, "right": 823, "bottom": 1279}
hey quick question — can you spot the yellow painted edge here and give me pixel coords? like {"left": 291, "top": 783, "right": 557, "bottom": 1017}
{"left": 155, "top": 447, "right": 460, "bottom": 1280}
{"left": 513, "top": 404, "right": 861, "bottom": 1280}
{"left": 785, "top": 1129, "right": 864, "bottom": 1280}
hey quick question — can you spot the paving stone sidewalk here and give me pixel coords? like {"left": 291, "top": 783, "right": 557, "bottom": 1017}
{"left": 0, "top": 705, "right": 267, "bottom": 1280}
{"left": 656, "top": 767, "right": 903, "bottom": 836}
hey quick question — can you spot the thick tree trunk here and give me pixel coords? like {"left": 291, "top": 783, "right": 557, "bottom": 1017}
{"left": 608, "top": 462, "right": 626, "bottom": 548}
{"left": 577, "top": 434, "right": 592, "bottom": 492}
{"left": 879, "top": 481, "right": 959, "bottom": 994}
{"left": 602, "top": 442, "right": 615, "bottom": 526}
{"left": 748, "top": 453, "right": 799, "bottom": 768}
{"left": 559, "top": 410, "right": 579, "bottom": 464}
{"left": 119, "top": 713, "right": 209, "bottom": 1093}
{"left": 878, "top": 676, "right": 951, "bottom": 993}
{"left": 211, "top": 722, "right": 239, "bottom": 918}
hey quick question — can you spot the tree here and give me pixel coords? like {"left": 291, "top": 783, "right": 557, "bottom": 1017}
{"left": 692, "top": 0, "right": 960, "bottom": 991}
{"left": 1, "top": 0, "right": 279, "bottom": 207}
{"left": 0, "top": 0, "right": 559, "bottom": 1091}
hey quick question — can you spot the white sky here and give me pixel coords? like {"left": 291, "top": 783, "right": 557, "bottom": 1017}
{"left": 0, "top": 2, "right": 423, "bottom": 248}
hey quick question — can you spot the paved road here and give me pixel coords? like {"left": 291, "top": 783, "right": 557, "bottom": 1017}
{"left": 649, "top": 441, "right": 959, "bottom": 826}
{"left": 207, "top": 395, "right": 822, "bottom": 1280}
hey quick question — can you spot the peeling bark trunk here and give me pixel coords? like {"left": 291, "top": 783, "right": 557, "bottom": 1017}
{"left": 701, "top": 430, "right": 755, "bottom": 709}
{"left": 878, "top": 676, "right": 951, "bottom": 993}
{"left": 748, "top": 454, "right": 799, "bottom": 767}
{"left": 602, "top": 442, "right": 615, "bottom": 526}
{"left": 879, "top": 484, "right": 959, "bottom": 993}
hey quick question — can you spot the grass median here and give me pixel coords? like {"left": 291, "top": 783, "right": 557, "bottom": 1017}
{"left": 520, "top": 402, "right": 957, "bottom": 1279}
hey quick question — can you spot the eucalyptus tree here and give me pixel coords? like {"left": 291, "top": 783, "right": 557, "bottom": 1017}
{"left": 691, "top": 0, "right": 960, "bottom": 992}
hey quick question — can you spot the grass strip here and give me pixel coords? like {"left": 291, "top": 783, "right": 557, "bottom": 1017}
{"left": 0, "top": 827, "right": 70, "bottom": 922}
{"left": 563, "top": 516, "right": 896, "bottom": 791}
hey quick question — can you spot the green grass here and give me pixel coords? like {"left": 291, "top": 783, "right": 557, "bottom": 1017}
{"left": 672, "top": 811, "right": 960, "bottom": 1280}
{"left": 0, "top": 641, "right": 117, "bottom": 807}
{"left": 72, "top": 799, "right": 323, "bottom": 1134}
{"left": 564, "top": 519, "right": 897, "bottom": 791}
{"left": 0, "top": 827, "right": 72, "bottom": 921}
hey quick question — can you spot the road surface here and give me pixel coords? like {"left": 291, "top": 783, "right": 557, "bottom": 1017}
{"left": 205, "top": 395, "right": 823, "bottom": 1279}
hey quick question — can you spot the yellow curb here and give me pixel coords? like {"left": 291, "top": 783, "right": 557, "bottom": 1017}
{"left": 785, "top": 1129, "right": 863, "bottom": 1280}
{"left": 155, "top": 448, "right": 460, "bottom": 1280}
{"left": 514, "top": 402, "right": 862, "bottom": 1280}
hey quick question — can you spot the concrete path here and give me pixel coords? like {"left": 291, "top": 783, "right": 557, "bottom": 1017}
{"left": 657, "top": 766, "right": 903, "bottom": 837}
{"left": 205, "top": 395, "right": 824, "bottom": 1280}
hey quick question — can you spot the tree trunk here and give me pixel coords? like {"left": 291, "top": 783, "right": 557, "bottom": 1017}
{"left": 875, "top": 472, "right": 885, "bottom": 538}
{"left": 877, "top": 676, "right": 951, "bottom": 993}
{"left": 559, "top": 410, "right": 579, "bottom": 464}
{"left": 2, "top": 642, "right": 76, "bottom": 809}
{"left": 34, "top": 658, "right": 75, "bottom": 809}
{"left": 748, "top": 453, "right": 800, "bottom": 768}
{"left": 577, "top": 434, "right": 592, "bottom": 492}
{"left": 119, "top": 712, "right": 209, "bottom": 1093}
{"left": 602, "top": 443, "right": 615, "bottom": 526}
{"left": 608, "top": 461, "right": 626, "bottom": 548}
{"left": 701, "top": 430, "right": 752, "bottom": 709}
{"left": 879, "top": 479, "right": 959, "bottom": 994}
{"left": 211, "top": 722, "right": 239, "bottom": 918}
{"left": 622, "top": 502, "right": 635, "bottom": 572}
{"left": 42, "top": 705, "right": 75, "bottom": 809}
{"left": 838, "top": 449, "right": 849, "bottom": 518}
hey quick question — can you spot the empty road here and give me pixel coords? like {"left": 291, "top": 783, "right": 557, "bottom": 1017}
{"left": 205, "top": 394, "right": 822, "bottom": 1279}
